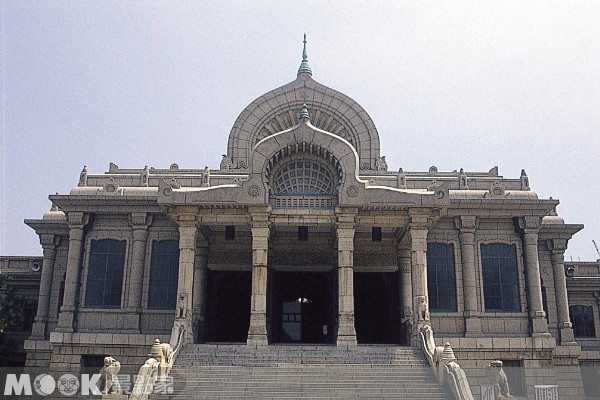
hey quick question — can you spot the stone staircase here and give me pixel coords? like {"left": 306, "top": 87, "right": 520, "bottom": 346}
{"left": 149, "top": 344, "right": 454, "bottom": 399}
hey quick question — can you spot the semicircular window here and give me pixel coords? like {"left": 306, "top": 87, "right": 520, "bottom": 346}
{"left": 274, "top": 160, "right": 334, "bottom": 196}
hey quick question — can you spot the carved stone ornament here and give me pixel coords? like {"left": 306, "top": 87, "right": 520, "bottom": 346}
{"left": 417, "top": 295, "right": 430, "bottom": 322}
{"left": 361, "top": 162, "right": 370, "bottom": 170}
{"left": 248, "top": 185, "right": 261, "bottom": 197}
{"left": 237, "top": 160, "right": 248, "bottom": 169}
{"left": 103, "top": 177, "right": 119, "bottom": 194}
{"left": 375, "top": 156, "right": 388, "bottom": 171}
{"left": 169, "top": 178, "right": 181, "bottom": 189}
{"left": 487, "top": 182, "right": 506, "bottom": 198}
{"left": 485, "top": 360, "right": 512, "bottom": 399}
{"left": 162, "top": 187, "right": 172, "bottom": 196}
{"left": 346, "top": 185, "right": 359, "bottom": 198}
{"left": 99, "top": 356, "right": 122, "bottom": 395}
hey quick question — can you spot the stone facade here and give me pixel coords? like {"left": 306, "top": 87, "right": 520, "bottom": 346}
{"left": 1, "top": 39, "right": 599, "bottom": 398}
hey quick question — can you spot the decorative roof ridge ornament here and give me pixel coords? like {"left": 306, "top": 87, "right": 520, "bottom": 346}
{"left": 299, "top": 103, "right": 310, "bottom": 121}
{"left": 297, "top": 33, "right": 312, "bottom": 77}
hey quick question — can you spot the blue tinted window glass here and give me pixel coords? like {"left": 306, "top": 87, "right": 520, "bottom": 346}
{"left": 148, "top": 240, "right": 179, "bottom": 309}
{"left": 481, "top": 243, "right": 520, "bottom": 312}
{"left": 427, "top": 243, "right": 457, "bottom": 312}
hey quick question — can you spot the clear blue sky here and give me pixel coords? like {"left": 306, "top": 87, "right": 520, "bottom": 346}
{"left": 1, "top": 1, "right": 599, "bottom": 260}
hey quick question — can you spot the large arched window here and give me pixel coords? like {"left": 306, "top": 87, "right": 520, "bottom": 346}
{"left": 273, "top": 160, "right": 334, "bottom": 196}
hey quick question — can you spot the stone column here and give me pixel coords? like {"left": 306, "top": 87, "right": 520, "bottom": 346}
{"left": 172, "top": 216, "right": 198, "bottom": 343}
{"left": 548, "top": 239, "right": 575, "bottom": 344}
{"left": 455, "top": 216, "right": 482, "bottom": 335}
{"left": 31, "top": 234, "right": 60, "bottom": 339}
{"left": 56, "top": 212, "right": 89, "bottom": 333}
{"left": 519, "top": 216, "right": 550, "bottom": 336}
{"left": 193, "top": 238, "right": 209, "bottom": 343}
{"left": 397, "top": 240, "right": 413, "bottom": 344}
{"left": 128, "top": 213, "right": 152, "bottom": 331}
{"left": 408, "top": 210, "right": 430, "bottom": 339}
{"left": 247, "top": 210, "right": 270, "bottom": 346}
{"left": 336, "top": 209, "right": 357, "bottom": 346}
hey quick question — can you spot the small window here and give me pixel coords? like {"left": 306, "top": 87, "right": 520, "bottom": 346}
{"left": 85, "top": 239, "right": 126, "bottom": 308}
{"left": 298, "top": 226, "right": 308, "bottom": 241}
{"left": 148, "top": 240, "right": 179, "bottom": 309}
{"left": 81, "top": 355, "right": 106, "bottom": 369}
{"left": 225, "top": 226, "right": 235, "bottom": 241}
{"left": 427, "top": 243, "right": 457, "bottom": 312}
{"left": 481, "top": 243, "right": 520, "bottom": 312}
{"left": 570, "top": 305, "right": 596, "bottom": 338}
{"left": 372, "top": 227, "right": 382, "bottom": 242}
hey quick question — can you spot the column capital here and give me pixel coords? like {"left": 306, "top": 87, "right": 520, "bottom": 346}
{"left": 178, "top": 223, "right": 198, "bottom": 250}
{"left": 335, "top": 207, "right": 358, "bottom": 227}
{"left": 66, "top": 211, "right": 90, "bottom": 229}
{"left": 547, "top": 238, "right": 568, "bottom": 254}
{"left": 39, "top": 233, "right": 60, "bottom": 249}
{"left": 518, "top": 216, "right": 541, "bottom": 233}
{"left": 129, "top": 212, "right": 153, "bottom": 229}
{"left": 454, "top": 216, "right": 478, "bottom": 232}
{"left": 408, "top": 208, "right": 434, "bottom": 228}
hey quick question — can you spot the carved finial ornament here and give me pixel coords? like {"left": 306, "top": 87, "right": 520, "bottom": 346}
{"left": 297, "top": 33, "right": 312, "bottom": 77}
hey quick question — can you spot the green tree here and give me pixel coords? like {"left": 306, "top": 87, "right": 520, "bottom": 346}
{"left": 0, "top": 272, "right": 21, "bottom": 333}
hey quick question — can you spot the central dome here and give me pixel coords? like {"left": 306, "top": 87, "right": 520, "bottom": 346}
{"left": 222, "top": 36, "right": 381, "bottom": 172}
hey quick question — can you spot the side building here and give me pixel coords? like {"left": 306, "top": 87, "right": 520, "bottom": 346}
{"left": 3, "top": 39, "right": 598, "bottom": 398}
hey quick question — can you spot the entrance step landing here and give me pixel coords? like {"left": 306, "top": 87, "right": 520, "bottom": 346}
{"left": 177, "top": 344, "right": 428, "bottom": 366}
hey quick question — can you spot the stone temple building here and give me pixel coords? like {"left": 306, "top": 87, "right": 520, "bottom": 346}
{"left": 5, "top": 37, "right": 599, "bottom": 398}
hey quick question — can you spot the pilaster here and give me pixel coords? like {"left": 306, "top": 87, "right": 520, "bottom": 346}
{"left": 408, "top": 209, "right": 430, "bottom": 341}
{"left": 336, "top": 208, "right": 357, "bottom": 346}
{"left": 548, "top": 238, "right": 575, "bottom": 344}
{"left": 193, "top": 238, "right": 209, "bottom": 343}
{"left": 247, "top": 208, "right": 271, "bottom": 346}
{"left": 56, "top": 212, "right": 89, "bottom": 333}
{"left": 455, "top": 216, "right": 482, "bottom": 335}
{"left": 397, "top": 239, "right": 413, "bottom": 344}
{"left": 519, "top": 216, "right": 550, "bottom": 337}
{"left": 31, "top": 234, "right": 61, "bottom": 339}
{"left": 127, "top": 213, "right": 152, "bottom": 332}
{"left": 172, "top": 213, "right": 199, "bottom": 343}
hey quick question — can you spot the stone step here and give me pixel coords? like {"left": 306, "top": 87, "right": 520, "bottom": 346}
{"left": 149, "top": 345, "right": 454, "bottom": 399}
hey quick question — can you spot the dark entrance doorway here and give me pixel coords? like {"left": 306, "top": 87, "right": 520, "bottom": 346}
{"left": 270, "top": 270, "right": 335, "bottom": 344}
{"left": 204, "top": 270, "right": 252, "bottom": 343}
{"left": 354, "top": 272, "right": 401, "bottom": 344}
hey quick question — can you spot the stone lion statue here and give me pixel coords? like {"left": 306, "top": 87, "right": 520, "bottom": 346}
{"left": 417, "top": 295, "right": 430, "bottom": 322}
{"left": 99, "top": 356, "right": 121, "bottom": 395}
{"left": 485, "top": 360, "right": 512, "bottom": 399}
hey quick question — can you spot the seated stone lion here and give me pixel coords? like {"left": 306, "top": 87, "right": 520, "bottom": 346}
{"left": 99, "top": 356, "right": 121, "bottom": 395}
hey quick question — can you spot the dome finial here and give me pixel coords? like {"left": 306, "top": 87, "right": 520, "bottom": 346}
{"left": 299, "top": 103, "right": 310, "bottom": 121}
{"left": 297, "top": 33, "right": 312, "bottom": 77}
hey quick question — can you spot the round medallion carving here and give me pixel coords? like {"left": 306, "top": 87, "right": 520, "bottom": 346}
{"left": 248, "top": 185, "right": 261, "bottom": 197}
{"left": 162, "top": 187, "right": 172, "bottom": 196}
{"left": 436, "top": 190, "right": 445, "bottom": 199}
{"left": 346, "top": 185, "right": 359, "bottom": 198}
{"left": 361, "top": 162, "right": 370, "bottom": 170}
